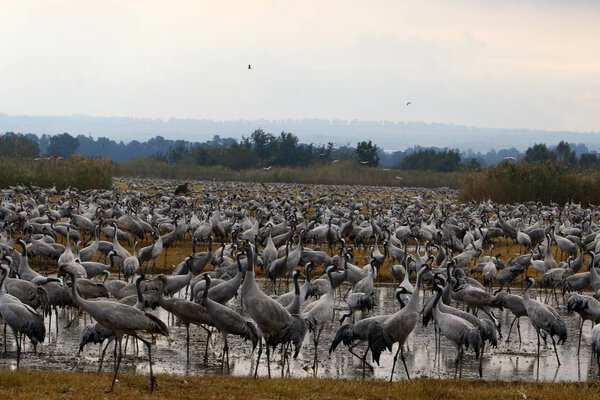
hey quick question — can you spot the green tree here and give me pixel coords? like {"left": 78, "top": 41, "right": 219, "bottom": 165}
{"left": 276, "top": 132, "right": 301, "bottom": 166}
{"left": 524, "top": 143, "right": 556, "bottom": 163}
{"left": 46, "top": 133, "right": 79, "bottom": 158}
{"left": 579, "top": 153, "right": 600, "bottom": 170}
{"left": 355, "top": 140, "right": 379, "bottom": 167}
{"left": 250, "top": 129, "right": 276, "bottom": 160}
{"left": 555, "top": 141, "right": 576, "bottom": 166}
{"left": 0, "top": 132, "right": 39, "bottom": 158}
{"left": 398, "top": 148, "right": 461, "bottom": 171}
{"left": 222, "top": 141, "right": 258, "bottom": 170}
{"left": 167, "top": 140, "right": 188, "bottom": 163}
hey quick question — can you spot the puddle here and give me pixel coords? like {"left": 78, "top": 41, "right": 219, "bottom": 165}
{"left": 1, "top": 280, "right": 595, "bottom": 382}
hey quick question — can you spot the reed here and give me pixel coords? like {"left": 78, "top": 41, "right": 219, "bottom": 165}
{"left": 0, "top": 156, "right": 112, "bottom": 190}
{"left": 460, "top": 161, "right": 600, "bottom": 204}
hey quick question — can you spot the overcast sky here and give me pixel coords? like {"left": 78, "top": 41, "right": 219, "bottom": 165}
{"left": 1, "top": 0, "right": 599, "bottom": 132}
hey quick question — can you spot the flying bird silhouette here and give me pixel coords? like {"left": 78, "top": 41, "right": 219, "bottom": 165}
{"left": 406, "top": 101, "right": 412, "bottom": 106}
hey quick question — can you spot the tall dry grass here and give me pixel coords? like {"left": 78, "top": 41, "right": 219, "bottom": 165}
{"left": 460, "top": 161, "right": 600, "bottom": 204}
{"left": 0, "top": 156, "right": 113, "bottom": 190}
{"left": 115, "top": 159, "right": 464, "bottom": 188}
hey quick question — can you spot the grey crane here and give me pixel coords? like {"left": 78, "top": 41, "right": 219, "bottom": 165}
{"left": 15, "top": 240, "right": 61, "bottom": 285}
{"left": 155, "top": 276, "right": 214, "bottom": 364}
{"left": 330, "top": 290, "right": 406, "bottom": 376}
{"left": 195, "top": 252, "right": 245, "bottom": 304}
{"left": 201, "top": 274, "right": 259, "bottom": 371}
{"left": 301, "top": 265, "right": 336, "bottom": 374}
{"left": 241, "top": 243, "right": 306, "bottom": 378}
{"left": 566, "top": 292, "right": 600, "bottom": 354}
{"left": 78, "top": 274, "right": 147, "bottom": 372}
{"left": 285, "top": 270, "right": 302, "bottom": 315}
{"left": 0, "top": 265, "right": 46, "bottom": 368}
{"left": 588, "top": 251, "right": 600, "bottom": 292}
{"left": 435, "top": 270, "right": 498, "bottom": 378}
{"left": 156, "top": 257, "right": 193, "bottom": 296}
{"left": 79, "top": 225, "right": 100, "bottom": 262}
{"left": 275, "top": 262, "right": 314, "bottom": 308}
{"left": 59, "top": 263, "right": 169, "bottom": 392}
{"left": 137, "top": 230, "right": 160, "bottom": 270}
{"left": 431, "top": 281, "right": 482, "bottom": 378}
{"left": 57, "top": 226, "right": 75, "bottom": 267}
{"left": 491, "top": 288, "right": 527, "bottom": 343}
{"left": 266, "top": 241, "right": 289, "bottom": 293}
{"left": 122, "top": 240, "right": 139, "bottom": 281}
{"left": 522, "top": 277, "right": 567, "bottom": 365}
{"left": 368, "top": 264, "right": 429, "bottom": 381}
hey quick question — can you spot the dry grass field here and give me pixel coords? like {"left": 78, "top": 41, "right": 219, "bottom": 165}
{"left": 1, "top": 369, "right": 599, "bottom": 400}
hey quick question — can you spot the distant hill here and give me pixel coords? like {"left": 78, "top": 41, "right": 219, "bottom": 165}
{"left": 1, "top": 113, "right": 599, "bottom": 152}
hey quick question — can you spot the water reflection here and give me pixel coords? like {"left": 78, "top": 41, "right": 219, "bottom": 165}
{"left": 0, "top": 280, "right": 597, "bottom": 382}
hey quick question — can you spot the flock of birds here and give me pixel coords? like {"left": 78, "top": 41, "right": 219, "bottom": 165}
{"left": 1, "top": 178, "right": 600, "bottom": 391}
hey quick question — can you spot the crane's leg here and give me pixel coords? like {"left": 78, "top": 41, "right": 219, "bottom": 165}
{"left": 400, "top": 345, "right": 410, "bottom": 380}
{"left": 459, "top": 346, "right": 465, "bottom": 379}
{"left": 390, "top": 344, "right": 400, "bottom": 382}
{"left": 478, "top": 342, "right": 485, "bottom": 378}
{"left": 98, "top": 339, "right": 112, "bottom": 373}
{"left": 517, "top": 318, "right": 522, "bottom": 344}
{"left": 47, "top": 311, "right": 52, "bottom": 343}
{"left": 577, "top": 319, "right": 584, "bottom": 355}
{"left": 266, "top": 341, "right": 272, "bottom": 378}
{"left": 138, "top": 336, "right": 156, "bottom": 392}
{"left": 107, "top": 337, "right": 123, "bottom": 393}
{"left": 361, "top": 347, "right": 370, "bottom": 379}
{"left": 13, "top": 328, "right": 21, "bottom": 369}
{"left": 551, "top": 335, "right": 561, "bottom": 365}
{"left": 221, "top": 333, "right": 229, "bottom": 372}
{"left": 64, "top": 310, "right": 83, "bottom": 329}
{"left": 312, "top": 328, "right": 320, "bottom": 375}
{"left": 348, "top": 343, "right": 374, "bottom": 371}
{"left": 254, "top": 338, "right": 263, "bottom": 378}
{"left": 536, "top": 331, "right": 541, "bottom": 362}
{"left": 454, "top": 345, "right": 460, "bottom": 379}
{"left": 506, "top": 316, "right": 518, "bottom": 342}
{"left": 201, "top": 325, "right": 212, "bottom": 365}
{"left": 3, "top": 323, "right": 6, "bottom": 354}
{"left": 186, "top": 324, "right": 190, "bottom": 365}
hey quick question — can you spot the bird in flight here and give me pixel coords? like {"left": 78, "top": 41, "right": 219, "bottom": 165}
{"left": 263, "top": 166, "right": 272, "bottom": 171}
{"left": 248, "top": 64, "right": 252, "bottom": 69}
{"left": 406, "top": 101, "right": 412, "bottom": 106}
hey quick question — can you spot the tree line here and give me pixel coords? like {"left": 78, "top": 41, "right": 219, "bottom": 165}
{"left": 2, "top": 130, "right": 600, "bottom": 173}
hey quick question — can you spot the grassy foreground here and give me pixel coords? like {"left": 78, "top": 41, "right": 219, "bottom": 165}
{"left": 0, "top": 369, "right": 599, "bottom": 400}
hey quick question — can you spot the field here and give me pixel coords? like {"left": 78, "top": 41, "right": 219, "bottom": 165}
{"left": 1, "top": 370, "right": 599, "bottom": 400}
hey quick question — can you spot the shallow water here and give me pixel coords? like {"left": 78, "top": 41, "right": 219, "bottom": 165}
{"left": 1, "top": 280, "right": 597, "bottom": 382}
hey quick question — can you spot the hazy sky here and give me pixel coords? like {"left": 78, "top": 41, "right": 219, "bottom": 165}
{"left": 1, "top": 0, "right": 599, "bottom": 132}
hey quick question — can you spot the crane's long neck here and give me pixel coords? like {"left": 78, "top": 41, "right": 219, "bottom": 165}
{"left": 201, "top": 277, "right": 211, "bottom": 305}
{"left": 522, "top": 281, "right": 533, "bottom": 301}
{"left": 431, "top": 287, "right": 443, "bottom": 318}
{"left": 406, "top": 268, "right": 425, "bottom": 311}
{"left": 68, "top": 273, "right": 93, "bottom": 312}
{"left": 135, "top": 276, "right": 144, "bottom": 309}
